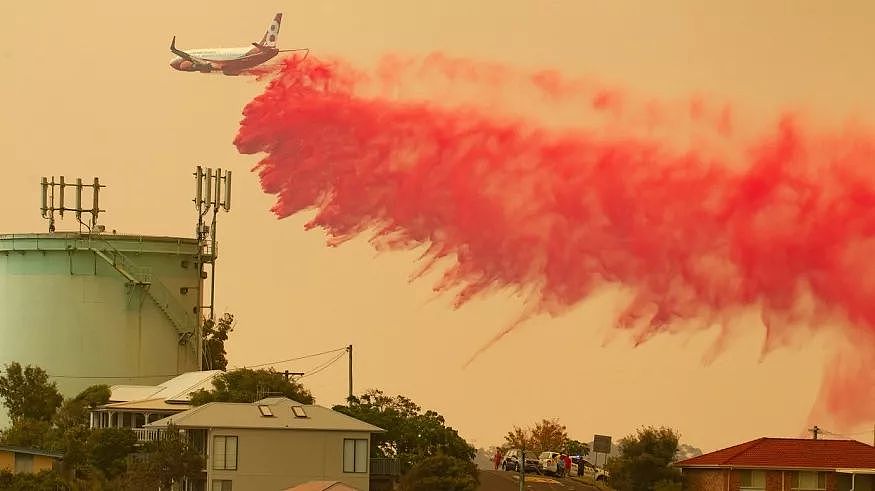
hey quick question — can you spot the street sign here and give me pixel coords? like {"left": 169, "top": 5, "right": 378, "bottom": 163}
{"left": 593, "top": 434, "right": 612, "bottom": 454}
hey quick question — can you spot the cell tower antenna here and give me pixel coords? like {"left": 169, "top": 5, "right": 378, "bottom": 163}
{"left": 40, "top": 176, "right": 106, "bottom": 233}
{"left": 193, "top": 165, "right": 232, "bottom": 369}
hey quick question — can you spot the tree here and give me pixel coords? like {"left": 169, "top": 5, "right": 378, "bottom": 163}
{"left": 120, "top": 423, "right": 205, "bottom": 490}
{"left": 202, "top": 312, "right": 235, "bottom": 370}
{"left": 399, "top": 454, "right": 479, "bottom": 491}
{"left": 503, "top": 426, "right": 535, "bottom": 451}
{"left": 0, "top": 362, "right": 63, "bottom": 422}
{"left": 51, "top": 385, "right": 112, "bottom": 482}
{"left": 565, "top": 439, "right": 590, "bottom": 456}
{"left": 530, "top": 418, "right": 568, "bottom": 453}
{"left": 0, "top": 469, "right": 68, "bottom": 490}
{"left": 86, "top": 428, "right": 138, "bottom": 479}
{"left": 334, "top": 390, "right": 475, "bottom": 473}
{"left": 503, "top": 418, "right": 576, "bottom": 454}
{"left": 0, "top": 418, "right": 54, "bottom": 450}
{"left": 606, "top": 426, "right": 683, "bottom": 491}
{"left": 189, "top": 367, "right": 313, "bottom": 405}
{"left": 54, "top": 385, "right": 110, "bottom": 432}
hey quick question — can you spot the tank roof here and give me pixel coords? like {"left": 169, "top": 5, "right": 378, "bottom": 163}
{"left": 0, "top": 232, "right": 197, "bottom": 243}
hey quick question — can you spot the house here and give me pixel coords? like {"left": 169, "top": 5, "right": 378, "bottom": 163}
{"left": 146, "top": 396, "right": 384, "bottom": 491}
{"left": 674, "top": 437, "right": 875, "bottom": 491}
{"left": 89, "top": 370, "right": 221, "bottom": 438}
{"left": 0, "top": 445, "right": 62, "bottom": 475}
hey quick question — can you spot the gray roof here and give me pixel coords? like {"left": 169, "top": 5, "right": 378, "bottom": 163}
{"left": 146, "top": 397, "right": 384, "bottom": 433}
{"left": 0, "top": 445, "right": 63, "bottom": 459}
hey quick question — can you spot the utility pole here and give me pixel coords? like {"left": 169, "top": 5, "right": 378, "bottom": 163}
{"left": 808, "top": 425, "right": 821, "bottom": 440}
{"left": 346, "top": 345, "right": 354, "bottom": 402}
{"left": 282, "top": 370, "right": 304, "bottom": 381}
{"left": 518, "top": 448, "right": 526, "bottom": 491}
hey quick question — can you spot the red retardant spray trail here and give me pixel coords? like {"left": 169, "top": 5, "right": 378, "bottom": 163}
{"left": 234, "top": 54, "right": 875, "bottom": 432}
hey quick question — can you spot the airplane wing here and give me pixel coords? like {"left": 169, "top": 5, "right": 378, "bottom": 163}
{"left": 170, "top": 36, "right": 209, "bottom": 64}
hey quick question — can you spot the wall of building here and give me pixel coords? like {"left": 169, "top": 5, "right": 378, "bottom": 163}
{"left": 0, "top": 451, "right": 13, "bottom": 473}
{"left": 837, "top": 473, "right": 873, "bottom": 491}
{"left": 0, "top": 452, "right": 56, "bottom": 474}
{"left": 683, "top": 468, "right": 728, "bottom": 491}
{"left": 205, "top": 428, "right": 372, "bottom": 491}
{"left": 683, "top": 469, "right": 860, "bottom": 491}
{"left": 0, "top": 233, "right": 203, "bottom": 427}
{"left": 32, "top": 455, "right": 56, "bottom": 473}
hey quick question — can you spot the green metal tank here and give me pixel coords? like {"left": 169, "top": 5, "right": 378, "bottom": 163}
{"left": 0, "top": 232, "right": 205, "bottom": 425}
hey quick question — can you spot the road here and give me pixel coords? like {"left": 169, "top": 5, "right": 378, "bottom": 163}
{"left": 479, "top": 470, "right": 599, "bottom": 491}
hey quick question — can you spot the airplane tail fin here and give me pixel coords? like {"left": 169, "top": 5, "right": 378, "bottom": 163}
{"left": 258, "top": 13, "right": 282, "bottom": 48}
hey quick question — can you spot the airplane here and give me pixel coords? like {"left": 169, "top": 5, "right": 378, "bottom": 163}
{"left": 169, "top": 13, "right": 308, "bottom": 75}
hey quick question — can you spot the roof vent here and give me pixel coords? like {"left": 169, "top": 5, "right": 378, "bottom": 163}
{"left": 258, "top": 405, "right": 274, "bottom": 417}
{"left": 292, "top": 406, "right": 307, "bottom": 418}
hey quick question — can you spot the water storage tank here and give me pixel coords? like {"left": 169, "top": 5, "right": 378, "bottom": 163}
{"left": 0, "top": 232, "right": 204, "bottom": 424}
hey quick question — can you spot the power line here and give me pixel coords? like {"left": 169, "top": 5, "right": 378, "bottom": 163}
{"left": 47, "top": 346, "right": 348, "bottom": 379}
{"left": 48, "top": 373, "right": 179, "bottom": 379}
{"left": 299, "top": 351, "right": 347, "bottom": 379}
{"left": 243, "top": 347, "right": 348, "bottom": 369}
{"left": 821, "top": 427, "right": 874, "bottom": 438}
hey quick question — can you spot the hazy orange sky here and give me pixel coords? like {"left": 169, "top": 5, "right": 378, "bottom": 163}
{"left": 2, "top": 1, "right": 874, "bottom": 452}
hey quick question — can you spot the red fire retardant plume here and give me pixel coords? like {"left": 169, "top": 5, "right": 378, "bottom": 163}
{"left": 234, "top": 54, "right": 875, "bottom": 432}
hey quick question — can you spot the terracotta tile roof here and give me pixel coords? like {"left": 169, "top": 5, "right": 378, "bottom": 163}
{"left": 675, "top": 438, "right": 875, "bottom": 470}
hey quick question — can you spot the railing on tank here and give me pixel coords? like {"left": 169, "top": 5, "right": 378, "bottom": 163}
{"left": 91, "top": 236, "right": 153, "bottom": 284}
{"left": 88, "top": 234, "right": 196, "bottom": 345}
{"left": 143, "top": 277, "right": 197, "bottom": 343}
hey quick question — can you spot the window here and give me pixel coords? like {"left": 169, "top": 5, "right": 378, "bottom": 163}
{"left": 212, "top": 480, "right": 232, "bottom": 491}
{"left": 257, "top": 405, "right": 273, "bottom": 417}
{"left": 740, "top": 470, "right": 766, "bottom": 490}
{"left": 213, "top": 436, "right": 238, "bottom": 470}
{"left": 792, "top": 471, "right": 826, "bottom": 490}
{"left": 292, "top": 406, "right": 307, "bottom": 418}
{"left": 343, "top": 439, "right": 368, "bottom": 473}
{"left": 14, "top": 453, "right": 33, "bottom": 474}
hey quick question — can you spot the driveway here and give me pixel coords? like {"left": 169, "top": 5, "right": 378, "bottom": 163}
{"left": 479, "top": 470, "right": 599, "bottom": 491}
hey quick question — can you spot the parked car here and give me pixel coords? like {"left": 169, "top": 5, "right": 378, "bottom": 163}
{"left": 577, "top": 458, "right": 610, "bottom": 481}
{"left": 538, "top": 451, "right": 575, "bottom": 476}
{"left": 501, "top": 449, "right": 540, "bottom": 473}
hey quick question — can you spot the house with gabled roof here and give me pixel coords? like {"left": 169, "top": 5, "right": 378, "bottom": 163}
{"left": 145, "top": 396, "right": 384, "bottom": 491}
{"left": 89, "top": 370, "right": 221, "bottom": 441}
{"left": 674, "top": 437, "right": 875, "bottom": 491}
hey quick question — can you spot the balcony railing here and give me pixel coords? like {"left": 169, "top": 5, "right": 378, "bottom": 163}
{"left": 370, "top": 458, "right": 401, "bottom": 476}
{"left": 132, "top": 428, "right": 161, "bottom": 443}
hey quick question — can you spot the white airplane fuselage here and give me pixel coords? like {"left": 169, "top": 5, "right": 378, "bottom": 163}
{"left": 170, "top": 13, "right": 282, "bottom": 75}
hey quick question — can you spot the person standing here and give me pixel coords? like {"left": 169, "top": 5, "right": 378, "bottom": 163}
{"left": 493, "top": 448, "right": 502, "bottom": 470}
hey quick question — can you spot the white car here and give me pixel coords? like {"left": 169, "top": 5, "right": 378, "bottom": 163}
{"left": 576, "top": 458, "right": 610, "bottom": 481}
{"left": 538, "top": 451, "right": 576, "bottom": 476}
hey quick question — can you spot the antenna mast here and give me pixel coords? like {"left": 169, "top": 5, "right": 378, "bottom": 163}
{"left": 193, "top": 166, "right": 232, "bottom": 368}
{"left": 40, "top": 176, "right": 106, "bottom": 233}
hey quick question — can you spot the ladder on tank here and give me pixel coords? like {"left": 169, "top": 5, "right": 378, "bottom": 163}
{"left": 90, "top": 239, "right": 196, "bottom": 347}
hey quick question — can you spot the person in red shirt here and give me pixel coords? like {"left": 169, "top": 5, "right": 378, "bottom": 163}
{"left": 562, "top": 454, "right": 572, "bottom": 477}
{"left": 493, "top": 448, "right": 502, "bottom": 470}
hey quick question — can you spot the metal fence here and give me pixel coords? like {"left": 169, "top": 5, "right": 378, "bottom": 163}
{"left": 370, "top": 458, "right": 401, "bottom": 476}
